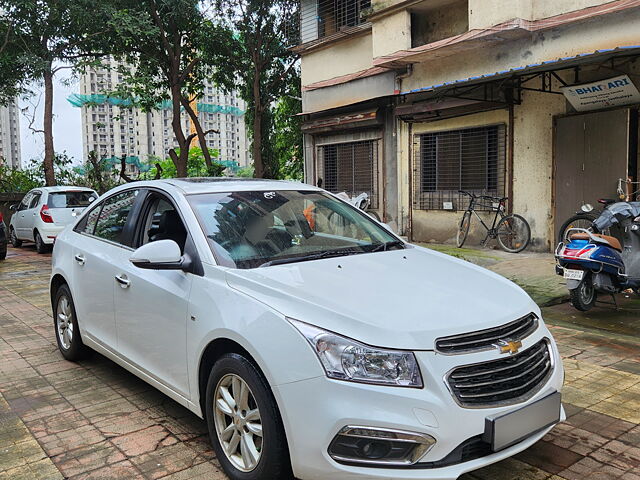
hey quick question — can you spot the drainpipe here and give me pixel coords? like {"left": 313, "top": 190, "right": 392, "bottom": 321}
{"left": 395, "top": 65, "right": 413, "bottom": 239}
{"left": 395, "top": 65, "right": 413, "bottom": 94}
{"left": 508, "top": 103, "right": 515, "bottom": 215}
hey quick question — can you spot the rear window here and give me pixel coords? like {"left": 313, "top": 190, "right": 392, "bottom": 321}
{"left": 48, "top": 191, "right": 97, "bottom": 209}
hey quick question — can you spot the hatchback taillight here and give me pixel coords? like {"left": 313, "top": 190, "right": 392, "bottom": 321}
{"left": 40, "top": 205, "right": 54, "bottom": 223}
{"left": 0, "top": 211, "right": 3, "bottom": 223}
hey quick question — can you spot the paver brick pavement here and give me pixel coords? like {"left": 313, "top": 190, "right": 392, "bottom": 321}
{"left": 0, "top": 245, "right": 639, "bottom": 479}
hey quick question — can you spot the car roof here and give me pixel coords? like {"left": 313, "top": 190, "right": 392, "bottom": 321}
{"left": 155, "top": 177, "right": 321, "bottom": 195}
{"left": 33, "top": 186, "right": 96, "bottom": 193}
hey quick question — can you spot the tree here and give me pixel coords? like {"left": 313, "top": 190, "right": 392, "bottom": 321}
{"left": 109, "top": 0, "right": 232, "bottom": 177}
{"left": 273, "top": 77, "right": 303, "bottom": 180}
{"left": 1, "top": 0, "right": 113, "bottom": 185}
{"left": 0, "top": 17, "right": 27, "bottom": 105}
{"left": 143, "top": 147, "right": 225, "bottom": 179}
{"left": 212, "top": 0, "right": 299, "bottom": 179}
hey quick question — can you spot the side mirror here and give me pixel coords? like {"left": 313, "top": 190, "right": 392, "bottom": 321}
{"left": 130, "top": 240, "right": 191, "bottom": 271}
{"left": 9, "top": 204, "right": 17, "bottom": 212}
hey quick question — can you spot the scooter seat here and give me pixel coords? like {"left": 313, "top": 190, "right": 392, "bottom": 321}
{"left": 570, "top": 232, "right": 622, "bottom": 252}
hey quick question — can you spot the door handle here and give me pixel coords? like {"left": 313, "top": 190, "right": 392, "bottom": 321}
{"left": 74, "top": 254, "right": 86, "bottom": 266}
{"left": 115, "top": 274, "right": 131, "bottom": 288}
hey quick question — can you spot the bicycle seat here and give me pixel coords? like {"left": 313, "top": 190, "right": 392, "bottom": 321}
{"left": 569, "top": 232, "right": 622, "bottom": 252}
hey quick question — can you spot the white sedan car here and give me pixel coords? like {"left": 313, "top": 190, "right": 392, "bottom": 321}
{"left": 50, "top": 179, "right": 564, "bottom": 480}
{"left": 10, "top": 186, "right": 97, "bottom": 253}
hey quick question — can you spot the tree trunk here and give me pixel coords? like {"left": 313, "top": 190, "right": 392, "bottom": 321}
{"left": 181, "top": 98, "right": 214, "bottom": 169}
{"left": 170, "top": 86, "right": 189, "bottom": 177}
{"left": 43, "top": 67, "right": 56, "bottom": 186}
{"left": 252, "top": 70, "right": 265, "bottom": 178}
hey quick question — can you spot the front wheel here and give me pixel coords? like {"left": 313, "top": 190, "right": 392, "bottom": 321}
{"left": 456, "top": 211, "right": 471, "bottom": 248}
{"left": 496, "top": 214, "right": 531, "bottom": 253}
{"left": 10, "top": 227, "right": 22, "bottom": 248}
{"left": 570, "top": 273, "right": 597, "bottom": 311}
{"left": 205, "top": 353, "right": 292, "bottom": 480}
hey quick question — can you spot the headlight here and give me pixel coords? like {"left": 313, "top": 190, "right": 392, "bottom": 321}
{"left": 288, "top": 318, "right": 423, "bottom": 388}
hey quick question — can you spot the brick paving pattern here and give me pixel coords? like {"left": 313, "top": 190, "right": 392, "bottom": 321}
{"left": 0, "top": 245, "right": 639, "bottom": 479}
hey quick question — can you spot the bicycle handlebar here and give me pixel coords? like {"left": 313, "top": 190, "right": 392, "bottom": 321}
{"left": 458, "top": 190, "right": 507, "bottom": 202}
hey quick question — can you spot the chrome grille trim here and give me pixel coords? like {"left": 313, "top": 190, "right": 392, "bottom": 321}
{"left": 445, "top": 339, "right": 553, "bottom": 408}
{"left": 435, "top": 313, "right": 538, "bottom": 355}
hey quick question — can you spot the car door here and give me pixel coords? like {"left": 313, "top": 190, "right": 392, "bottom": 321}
{"left": 112, "top": 191, "right": 192, "bottom": 397}
{"left": 26, "top": 192, "right": 43, "bottom": 240}
{"left": 71, "top": 188, "right": 142, "bottom": 351}
{"left": 13, "top": 192, "right": 33, "bottom": 239}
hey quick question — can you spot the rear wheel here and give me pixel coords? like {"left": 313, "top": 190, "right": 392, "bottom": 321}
{"left": 35, "top": 231, "right": 48, "bottom": 254}
{"left": 496, "top": 214, "right": 531, "bottom": 253}
{"left": 53, "top": 284, "right": 91, "bottom": 361}
{"left": 570, "top": 273, "right": 597, "bottom": 311}
{"left": 10, "top": 227, "right": 22, "bottom": 248}
{"left": 456, "top": 211, "right": 471, "bottom": 248}
{"left": 557, "top": 213, "right": 597, "bottom": 243}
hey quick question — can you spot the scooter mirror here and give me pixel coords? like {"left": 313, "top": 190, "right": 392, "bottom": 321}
{"left": 581, "top": 204, "right": 594, "bottom": 213}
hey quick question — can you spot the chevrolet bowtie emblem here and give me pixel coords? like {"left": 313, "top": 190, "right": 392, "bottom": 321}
{"left": 496, "top": 340, "right": 522, "bottom": 355}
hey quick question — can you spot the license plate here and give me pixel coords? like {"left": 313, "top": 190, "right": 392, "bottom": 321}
{"left": 563, "top": 269, "right": 584, "bottom": 281}
{"left": 483, "top": 392, "right": 561, "bottom": 451}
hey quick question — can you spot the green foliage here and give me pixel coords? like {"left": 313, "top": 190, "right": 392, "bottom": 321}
{"left": 235, "top": 166, "right": 255, "bottom": 178}
{"left": 0, "top": 153, "right": 81, "bottom": 192}
{"left": 273, "top": 82, "right": 303, "bottom": 181}
{"left": 143, "top": 147, "right": 225, "bottom": 179}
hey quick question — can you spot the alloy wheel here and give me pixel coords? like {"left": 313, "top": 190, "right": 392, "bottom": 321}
{"left": 56, "top": 295, "right": 74, "bottom": 350}
{"left": 214, "top": 373, "right": 263, "bottom": 472}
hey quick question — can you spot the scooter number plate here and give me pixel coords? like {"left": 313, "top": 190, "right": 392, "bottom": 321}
{"left": 563, "top": 269, "right": 584, "bottom": 281}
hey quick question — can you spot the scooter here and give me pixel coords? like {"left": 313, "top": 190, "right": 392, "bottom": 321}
{"left": 555, "top": 202, "right": 640, "bottom": 311}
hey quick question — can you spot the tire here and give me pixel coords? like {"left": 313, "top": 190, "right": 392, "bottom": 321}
{"left": 53, "top": 284, "right": 91, "bottom": 361}
{"left": 557, "top": 213, "right": 597, "bottom": 243}
{"left": 0, "top": 242, "right": 6, "bottom": 260}
{"left": 496, "top": 214, "right": 531, "bottom": 253}
{"left": 35, "top": 231, "right": 48, "bottom": 254}
{"left": 570, "top": 273, "right": 597, "bottom": 312}
{"left": 10, "top": 227, "right": 22, "bottom": 248}
{"left": 456, "top": 211, "right": 471, "bottom": 248}
{"left": 205, "top": 353, "right": 292, "bottom": 480}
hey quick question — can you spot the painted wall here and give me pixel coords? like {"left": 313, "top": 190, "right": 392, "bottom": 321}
{"left": 301, "top": 33, "right": 373, "bottom": 87}
{"left": 468, "top": 0, "right": 615, "bottom": 29}
{"left": 411, "top": 0, "right": 469, "bottom": 48}
{"left": 372, "top": 10, "right": 411, "bottom": 58}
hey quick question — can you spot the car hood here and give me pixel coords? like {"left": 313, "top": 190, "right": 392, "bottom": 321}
{"left": 225, "top": 246, "right": 538, "bottom": 350}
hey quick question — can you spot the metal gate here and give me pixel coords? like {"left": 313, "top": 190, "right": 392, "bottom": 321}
{"left": 554, "top": 109, "right": 630, "bottom": 238}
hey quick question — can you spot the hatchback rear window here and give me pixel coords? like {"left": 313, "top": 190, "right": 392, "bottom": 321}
{"left": 48, "top": 191, "right": 97, "bottom": 208}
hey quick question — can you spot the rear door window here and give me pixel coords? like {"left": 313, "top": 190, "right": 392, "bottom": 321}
{"left": 94, "top": 190, "right": 139, "bottom": 245}
{"left": 29, "top": 193, "right": 42, "bottom": 209}
{"left": 48, "top": 191, "right": 97, "bottom": 209}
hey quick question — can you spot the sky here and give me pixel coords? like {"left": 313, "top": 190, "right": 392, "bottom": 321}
{"left": 18, "top": 71, "right": 83, "bottom": 167}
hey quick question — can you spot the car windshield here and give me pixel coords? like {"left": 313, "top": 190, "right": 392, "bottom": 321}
{"left": 187, "top": 190, "right": 401, "bottom": 269}
{"left": 48, "top": 191, "right": 97, "bottom": 208}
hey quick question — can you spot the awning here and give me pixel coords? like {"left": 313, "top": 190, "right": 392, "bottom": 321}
{"left": 400, "top": 46, "right": 640, "bottom": 96}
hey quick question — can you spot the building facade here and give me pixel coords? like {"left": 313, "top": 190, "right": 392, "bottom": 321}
{"left": 296, "top": 0, "right": 640, "bottom": 251}
{"left": 0, "top": 100, "right": 21, "bottom": 169}
{"left": 76, "top": 58, "right": 250, "bottom": 175}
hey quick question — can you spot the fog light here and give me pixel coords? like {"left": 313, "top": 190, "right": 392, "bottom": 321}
{"left": 328, "top": 425, "right": 435, "bottom": 466}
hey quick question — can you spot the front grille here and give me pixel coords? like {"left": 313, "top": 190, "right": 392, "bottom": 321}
{"left": 446, "top": 339, "right": 552, "bottom": 407}
{"left": 435, "top": 313, "right": 538, "bottom": 354}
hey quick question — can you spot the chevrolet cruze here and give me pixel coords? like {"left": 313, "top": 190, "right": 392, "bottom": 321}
{"left": 50, "top": 178, "right": 564, "bottom": 480}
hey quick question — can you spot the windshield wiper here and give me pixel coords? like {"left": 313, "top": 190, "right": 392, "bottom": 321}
{"left": 370, "top": 240, "right": 406, "bottom": 252}
{"left": 259, "top": 248, "right": 362, "bottom": 267}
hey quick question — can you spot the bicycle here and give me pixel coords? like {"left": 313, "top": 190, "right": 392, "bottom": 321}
{"left": 456, "top": 191, "right": 531, "bottom": 253}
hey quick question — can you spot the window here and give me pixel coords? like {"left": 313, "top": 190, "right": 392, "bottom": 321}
{"left": 29, "top": 193, "right": 42, "bottom": 209}
{"left": 18, "top": 193, "right": 33, "bottom": 211}
{"left": 317, "top": 139, "right": 379, "bottom": 209}
{"left": 48, "top": 191, "right": 98, "bottom": 209}
{"left": 77, "top": 203, "right": 102, "bottom": 235}
{"left": 138, "top": 196, "right": 187, "bottom": 254}
{"left": 413, "top": 125, "right": 506, "bottom": 211}
{"left": 94, "top": 190, "right": 139, "bottom": 244}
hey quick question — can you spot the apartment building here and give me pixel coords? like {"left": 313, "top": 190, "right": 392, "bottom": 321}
{"left": 75, "top": 58, "right": 250, "bottom": 175}
{"left": 296, "top": 0, "right": 640, "bottom": 251}
{"left": 0, "top": 100, "right": 21, "bottom": 169}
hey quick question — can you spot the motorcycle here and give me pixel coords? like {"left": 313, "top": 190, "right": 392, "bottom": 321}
{"left": 555, "top": 201, "right": 640, "bottom": 311}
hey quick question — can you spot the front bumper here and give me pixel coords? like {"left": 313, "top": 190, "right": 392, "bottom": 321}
{"left": 274, "top": 331, "right": 564, "bottom": 480}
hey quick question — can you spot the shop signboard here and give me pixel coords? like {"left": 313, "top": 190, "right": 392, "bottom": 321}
{"left": 562, "top": 75, "right": 640, "bottom": 111}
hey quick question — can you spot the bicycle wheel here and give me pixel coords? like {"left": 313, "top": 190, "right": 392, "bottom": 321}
{"left": 496, "top": 214, "right": 530, "bottom": 253}
{"left": 456, "top": 211, "right": 471, "bottom": 248}
{"left": 557, "top": 213, "right": 597, "bottom": 243}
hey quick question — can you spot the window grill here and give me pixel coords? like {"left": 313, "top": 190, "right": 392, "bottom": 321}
{"left": 317, "top": 139, "right": 379, "bottom": 209}
{"left": 413, "top": 125, "right": 506, "bottom": 211}
{"left": 294, "top": 0, "right": 371, "bottom": 45}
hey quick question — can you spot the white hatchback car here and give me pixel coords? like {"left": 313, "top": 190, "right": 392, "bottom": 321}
{"left": 50, "top": 179, "right": 564, "bottom": 480}
{"left": 10, "top": 186, "right": 97, "bottom": 253}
